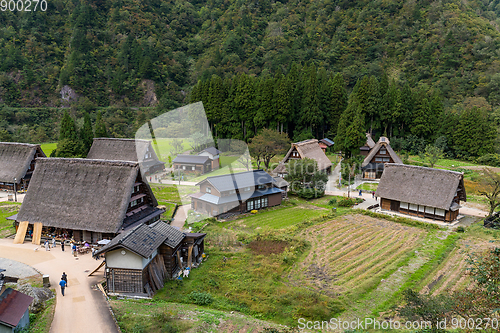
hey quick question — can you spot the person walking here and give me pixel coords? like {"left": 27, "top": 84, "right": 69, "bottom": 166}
{"left": 44, "top": 240, "right": 50, "bottom": 251}
{"left": 359, "top": 189, "right": 362, "bottom": 196}
{"left": 61, "top": 241, "right": 65, "bottom": 251}
{"left": 59, "top": 278, "right": 67, "bottom": 296}
{"left": 52, "top": 237, "right": 56, "bottom": 248}
{"left": 61, "top": 272, "right": 68, "bottom": 287}
{"left": 372, "top": 191, "right": 375, "bottom": 199}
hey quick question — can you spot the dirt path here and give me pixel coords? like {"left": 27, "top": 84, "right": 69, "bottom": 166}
{"left": 171, "top": 204, "right": 188, "bottom": 230}
{"left": 0, "top": 238, "right": 119, "bottom": 333}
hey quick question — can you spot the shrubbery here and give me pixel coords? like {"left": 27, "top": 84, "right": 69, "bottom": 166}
{"left": 188, "top": 291, "right": 214, "bottom": 305}
{"left": 476, "top": 153, "right": 500, "bottom": 167}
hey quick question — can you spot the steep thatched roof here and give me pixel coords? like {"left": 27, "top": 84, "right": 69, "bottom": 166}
{"left": 366, "top": 133, "right": 376, "bottom": 148}
{"left": 376, "top": 164, "right": 466, "bottom": 210}
{"left": 87, "top": 138, "right": 164, "bottom": 173}
{"left": 0, "top": 142, "right": 45, "bottom": 183}
{"left": 362, "top": 137, "right": 403, "bottom": 167}
{"left": 273, "top": 139, "right": 331, "bottom": 174}
{"left": 17, "top": 158, "right": 158, "bottom": 233}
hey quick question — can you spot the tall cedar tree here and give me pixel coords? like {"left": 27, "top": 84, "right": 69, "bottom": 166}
{"left": 59, "top": 111, "right": 78, "bottom": 141}
{"left": 95, "top": 110, "right": 108, "bottom": 138}
{"left": 56, "top": 111, "right": 79, "bottom": 157}
{"left": 207, "top": 75, "right": 226, "bottom": 137}
{"left": 300, "top": 65, "right": 321, "bottom": 137}
{"left": 80, "top": 112, "right": 94, "bottom": 156}
{"left": 335, "top": 96, "right": 366, "bottom": 158}
{"left": 274, "top": 73, "right": 292, "bottom": 133}
{"left": 327, "top": 73, "right": 348, "bottom": 138}
{"left": 254, "top": 75, "right": 275, "bottom": 131}
{"left": 234, "top": 73, "right": 256, "bottom": 140}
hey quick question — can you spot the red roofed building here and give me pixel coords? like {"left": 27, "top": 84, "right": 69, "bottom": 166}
{"left": 0, "top": 288, "right": 34, "bottom": 333}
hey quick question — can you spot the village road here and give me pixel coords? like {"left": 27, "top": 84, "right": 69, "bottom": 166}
{"left": 171, "top": 204, "right": 188, "bottom": 230}
{"left": 0, "top": 238, "right": 119, "bottom": 333}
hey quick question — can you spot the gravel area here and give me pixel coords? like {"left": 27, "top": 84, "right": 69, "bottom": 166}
{"left": 0, "top": 257, "right": 40, "bottom": 278}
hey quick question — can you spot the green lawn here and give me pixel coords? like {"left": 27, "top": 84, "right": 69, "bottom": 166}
{"left": 226, "top": 202, "right": 328, "bottom": 231}
{"left": 0, "top": 202, "right": 20, "bottom": 238}
{"left": 151, "top": 138, "right": 194, "bottom": 163}
{"left": 409, "top": 156, "right": 477, "bottom": 168}
{"left": 159, "top": 202, "right": 177, "bottom": 220}
{"left": 40, "top": 142, "right": 57, "bottom": 157}
{"left": 356, "top": 183, "right": 379, "bottom": 191}
{"left": 150, "top": 184, "right": 182, "bottom": 205}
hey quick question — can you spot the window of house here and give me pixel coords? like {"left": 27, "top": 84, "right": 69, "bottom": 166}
{"left": 206, "top": 187, "right": 211, "bottom": 194}
{"left": 255, "top": 199, "right": 261, "bottom": 209}
{"left": 192, "top": 166, "right": 195, "bottom": 171}
{"left": 262, "top": 197, "right": 268, "bottom": 207}
{"left": 257, "top": 185, "right": 266, "bottom": 190}
{"left": 375, "top": 157, "right": 383, "bottom": 162}
{"left": 400, "top": 202, "right": 408, "bottom": 209}
{"left": 247, "top": 200, "right": 254, "bottom": 211}
{"left": 383, "top": 157, "right": 390, "bottom": 162}
{"left": 182, "top": 166, "right": 186, "bottom": 170}
{"left": 409, "top": 203, "right": 418, "bottom": 211}
{"left": 135, "top": 185, "right": 140, "bottom": 193}
{"left": 380, "top": 148, "right": 387, "bottom": 154}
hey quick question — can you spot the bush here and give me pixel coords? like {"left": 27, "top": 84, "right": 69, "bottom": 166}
{"left": 328, "top": 197, "right": 337, "bottom": 206}
{"left": 476, "top": 153, "right": 500, "bottom": 167}
{"left": 251, "top": 210, "right": 258, "bottom": 214}
{"left": 337, "top": 197, "right": 356, "bottom": 207}
{"left": 456, "top": 226, "right": 465, "bottom": 233}
{"left": 188, "top": 291, "right": 214, "bottom": 305}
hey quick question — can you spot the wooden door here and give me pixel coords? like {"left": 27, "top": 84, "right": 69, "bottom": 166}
{"left": 390, "top": 200, "right": 400, "bottom": 212}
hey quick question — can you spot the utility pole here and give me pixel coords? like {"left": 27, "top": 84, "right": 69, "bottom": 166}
{"left": 13, "top": 177, "right": 17, "bottom": 202}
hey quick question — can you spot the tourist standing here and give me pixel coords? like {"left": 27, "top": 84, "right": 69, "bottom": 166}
{"left": 44, "top": 240, "right": 50, "bottom": 251}
{"left": 61, "top": 241, "right": 65, "bottom": 252}
{"left": 52, "top": 237, "right": 56, "bottom": 248}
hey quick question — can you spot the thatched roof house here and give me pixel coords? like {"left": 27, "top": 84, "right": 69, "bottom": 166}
{"left": 0, "top": 142, "right": 46, "bottom": 191}
{"left": 376, "top": 164, "right": 466, "bottom": 222}
{"left": 15, "top": 158, "right": 163, "bottom": 243}
{"left": 273, "top": 139, "right": 332, "bottom": 176}
{"left": 360, "top": 136, "right": 403, "bottom": 179}
{"left": 87, "top": 138, "right": 165, "bottom": 175}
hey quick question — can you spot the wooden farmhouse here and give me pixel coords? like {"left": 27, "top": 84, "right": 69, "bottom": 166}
{"left": 96, "top": 221, "right": 205, "bottom": 296}
{"left": 0, "top": 288, "right": 33, "bottom": 333}
{"left": 13, "top": 158, "right": 164, "bottom": 245}
{"left": 273, "top": 139, "right": 332, "bottom": 177}
{"left": 172, "top": 155, "right": 212, "bottom": 174}
{"left": 87, "top": 138, "right": 165, "bottom": 176}
{"left": 376, "top": 164, "right": 467, "bottom": 222}
{"left": 273, "top": 176, "right": 289, "bottom": 199}
{"left": 190, "top": 170, "right": 283, "bottom": 217}
{"left": 0, "top": 142, "right": 46, "bottom": 192}
{"left": 360, "top": 135, "right": 403, "bottom": 179}
{"left": 318, "top": 138, "right": 334, "bottom": 153}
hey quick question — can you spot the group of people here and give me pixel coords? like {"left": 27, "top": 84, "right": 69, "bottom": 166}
{"left": 59, "top": 272, "right": 68, "bottom": 296}
{"left": 43, "top": 237, "right": 66, "bottom": 251}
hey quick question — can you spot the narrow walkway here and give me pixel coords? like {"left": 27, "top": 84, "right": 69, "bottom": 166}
{"left": 0, "top": 238, "right": 118, "bottom": 333}
{"left": 171, "top": 204, "right": 189, "bottom": 230}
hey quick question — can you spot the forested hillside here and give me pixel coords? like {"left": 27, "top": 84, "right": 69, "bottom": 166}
{"left": 2, "top": 0, "right": 500, "bottom": 157}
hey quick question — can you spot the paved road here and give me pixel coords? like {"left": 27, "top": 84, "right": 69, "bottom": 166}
{"left": 0, "top": 193, "right": 25, "bottom": 203}
{"left": 171, "top": 204, "right": 189, "bottom": 230}
{"left": 0, "top": 238, "right": 119, "bottom": 333}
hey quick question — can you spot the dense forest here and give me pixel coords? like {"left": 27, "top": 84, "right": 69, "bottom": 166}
{"left": 1, "top": 0, "right": 500, "bottom": 158}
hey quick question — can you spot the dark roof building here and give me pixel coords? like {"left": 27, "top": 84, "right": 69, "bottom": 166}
{"left": 0, "top": 288, "right": 33, "bottom": 333}
{"left": 197, "top": 147, "right": 221, "bottom": 170}
{"left": 361, "top": 136, "right": 403, "bottom": 179}
{"left": 15, "top": 158, "right": 163, "bottom": 244}
{"left": 0, "top": 142, "right": 46, "bottom": 191}
{"left": 87, "top": 138, "right": 165, "bottom": 175}
{"left": 96, "top": 221, "right": 205, "bottom": 296}
{"left": 376, "top": 164, "right": 466, "bottom": 222}
{"left": 191, "top": 170, "right": 283, "bottom": 217}
{"left": 318, "top": 138, "right": 334, "bottom": 153}
{"left": 273, "top": 139, "right": 332, "bottom": 176}
{"left": 173, "top": 155, "right": 212, "bottom": 174}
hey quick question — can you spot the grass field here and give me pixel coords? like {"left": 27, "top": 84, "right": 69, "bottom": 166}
{"left": 40, "top": 142, "right": 57, "bottom": 156}
{"left": 409, "top": 156, "right": 477, "bottom": 168}
{"left": 289, "top": 214, "right": 425, "bottom": 300}
{"left": 0, "top": 202, "right": 20, "bottom": 238}
{"left": 356, "top": 182, "right": 378, "bottom": 191}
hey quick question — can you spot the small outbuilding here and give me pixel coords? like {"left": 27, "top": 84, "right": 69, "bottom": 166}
{"left": 96, "top": 221, "right": 206, "bottom": 296}
{"left": 0, "top": 142, "right": 46, "bottom": 192}
{"left": 376, "top": 164, "right": 466, "bottom": 222}
{"left": 0, "top": 288, "right": 33, "bottom": 333}
{"left": 197, "top": 147, "right": 221, "bottom": 170}
{"left": 318, "top": 138, "right": 334, "bottom": 153}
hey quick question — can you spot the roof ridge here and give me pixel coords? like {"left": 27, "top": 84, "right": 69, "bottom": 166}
{"left": 94, "top": 138, "right": 150, "bottom": 143}
{"left": 204, "top": 169, "right": 263, "bottom": 180}
{"left": 387, "top": 163, "right": 463, "bottom": 175}
{"left": 37, "top": 157, "right": 139, "bottom": 167}
{"left": 0, "top": 142, "right": 39, "bottom": 147}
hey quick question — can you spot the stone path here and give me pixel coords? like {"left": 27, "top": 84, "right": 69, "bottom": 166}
{"left": 0, "top": 238, "right": 119, "bottom": 333}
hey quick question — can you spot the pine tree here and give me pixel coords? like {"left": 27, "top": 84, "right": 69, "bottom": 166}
{"left": 300, "top": 65, "right": 322, "bottom": 137}
{"left": 335, "top": 96, "right": 366, "bottom": 158}
{"left": 233, "top": 73, "right": 256, "bottom": 140}
{"left": 59, "top": 111, "right": 78, "bottom": 141}
{"left": 95, "top": 110, "right": 108, "bottom": 138}
{"left": 327, "top": 73, "right": 348, "bottom": 138}
{"left": 254, "top": 75, "right": 275, "bottom": 131}
{"left": 80, "top": 112, "right": 94, "bottom": 156}
{"left": 207, "top": 75, "right": 226, "bottom": 136}
{"left": 411, "top": 97, "right": 432, "bottom": 138}
{"left": 274, "top": 73, "right": 292, "bottom": 133}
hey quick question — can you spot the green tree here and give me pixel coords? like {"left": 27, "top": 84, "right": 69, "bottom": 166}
{"left": 454, "top": 108, "right": 496, "bottom": 158}
{"left": 285, "top": 158, "right": 329, "bottom": 199}
{"left": 326, "top": 73, "right": 347, "bottom": 138}
{"left": 478, "top": 168, "right": 500, "bottom": 217}
{"left": 300, "top": 65, "right": 322, "bottom": 137}
{"left": 248, "top": 128, "right": 290, "bottom": 170}
{"left": 335, "top": 97, "right": 366, "bottom": 158}
{"left": 274, "top": 73, "right": 292, "bottom": 134}
{"left": 95, "top": 110, "right": 108, "bottom": 138}
{"left": 59, "top": 111, "right": 78, "bottom": 142}
{"left": 80, "top": 112, "right": 94, "bottom": 156}
{"left": 419, "top": 144, "right": 444, "bottom": 168}
{"left": 412, "top": 97, "right": 432, "bottom": 138}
